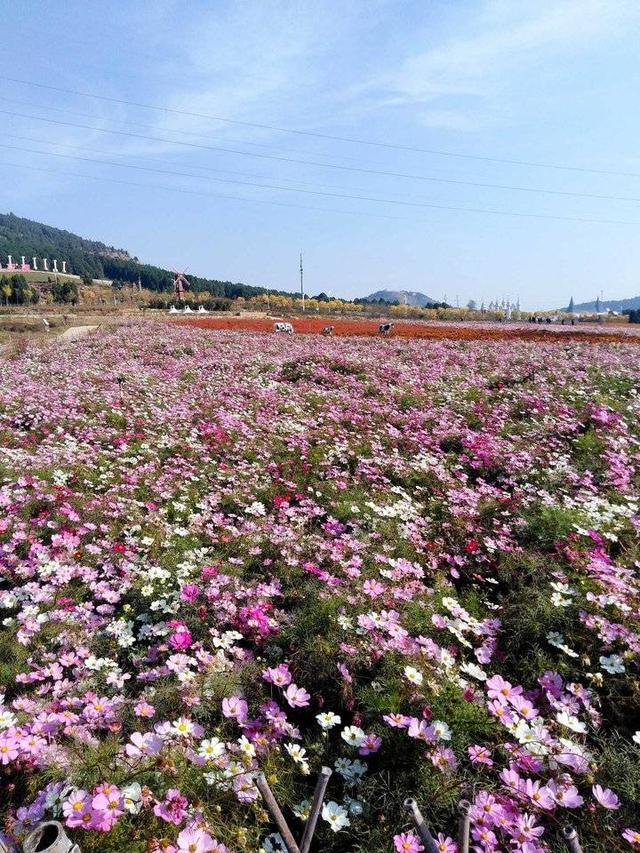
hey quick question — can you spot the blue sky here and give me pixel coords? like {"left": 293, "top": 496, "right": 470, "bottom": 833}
{"left": 2, "top": 0, "right": 640, "bottom": 308}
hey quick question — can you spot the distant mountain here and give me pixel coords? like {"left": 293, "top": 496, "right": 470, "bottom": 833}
{"left": 565, "top": 295, "right": 640, "bottom": 312}
{"left": 0, "top": 212, "right": 285, "bottom": 299}
{"left": 363, "top": 289, "right": 440, "bottom": 307}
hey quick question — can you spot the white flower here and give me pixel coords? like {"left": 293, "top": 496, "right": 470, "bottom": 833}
{"left": 285, "top": 743, "right": 308, "bottom": 764}
{"left": 459, "top": 662, "right": 487, "bottom": 681}
{"left": 432, "top": 720, "right": 452, "bottom": 741}
{"left": 292, "top": 800, "right": 312, "bottom": 820}
{"left": 198, "top": 738, "right": 225, "bottom": 760}
{"left": 556, "top": 711, "right": 587, "bottom": 734}
{"left": 404, "top": 666, "right": 423, "bottom": 686}
{"left": 121, "top": 782, "right": 142, "bottom": 814}
{"left": 599, "top": 654, "right": 625, "bottom": 674}
{"left": 172, "top": 717, "right": 195, "bottom": 737}
{"left": 246, "top": 501, "right": 266, "bottom": 516}
{"left": 0, "top": 710, "right": 17, "bottom": 729}
{"left": 632, "top": 731, "right": 640, "bottom": 746}
{"left": 317, "top": 711, "right": 341, "bottom": 730}
{"left": 238, "top": 735, "right": 256, "bottom": 758}
{"left": 341, "top": 726, "right": 365, "bottom": 747}
{"left": 334, "top": 758, "right": 367, "bottom": 780}
{"left": 321, "top": 801, "right": 351, "bottom": 832}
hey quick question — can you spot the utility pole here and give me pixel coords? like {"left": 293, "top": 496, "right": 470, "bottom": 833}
{"left": 300, "top": 252, "right": 305, "bottom": 312}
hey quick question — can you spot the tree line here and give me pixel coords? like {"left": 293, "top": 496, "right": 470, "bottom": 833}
{"left": 0, "top": 274, "right": 79, "bottom": 305}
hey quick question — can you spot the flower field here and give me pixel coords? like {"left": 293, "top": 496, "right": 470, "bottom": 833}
{"left": 0, "top": 323, "right": 639, "bottom": 852}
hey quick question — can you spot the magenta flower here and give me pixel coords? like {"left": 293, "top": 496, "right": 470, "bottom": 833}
{"left": 154, "top": 788, "right": 189, "bottom": 825}
{"left": 169, "top": 627, "right": 193, "bottom": 650}
{"left": 180, "top": 583, "right": 201, "bottom": 603}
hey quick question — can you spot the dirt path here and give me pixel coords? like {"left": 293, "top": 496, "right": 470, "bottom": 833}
{"left": 59, "top": 324, "right": 98, "bottom": 340}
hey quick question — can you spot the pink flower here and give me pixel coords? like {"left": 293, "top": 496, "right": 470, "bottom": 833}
{"left": 408, "top": 719, "right": 436, "bottom": 742}
{"left": 222, "top": 696, "right": 248, "bottom": 723}
{"left": 511, "top": 695, "right": 539, "bottom": 720}
{"left": 524, "top": 779, "right": 555, "bottom": 810}
{"left": 486, "top": 674, "right": 522, "bottom": 703}
{"left": 134, "top": 700, "right": 156, "bottom": 718}
{"left": 92, "top": 789, "right": 124, "bottom": 816}
{"left": 547, "top": 779, "right": 583, "bottom": 809}
{"left": 431, "top": 747, "right": 457, "bottom": 772}
{"left": 363, "top": 579, "right": 385, "bottom": 597}
{"left": 90, "top": 785, "right": 124, "bottom": 831}
{"left": 359, "top": 733, "right": 382, "bottom": 755}
{"left": 468, "top": 745, "right": 493, "bottom": 766}
{"left": 0, "top": 735, "right": 19, "bottom": 764}
{"left": 393, "top": 831, "right": 424, "bottom": 853}
{"left": 487, "top": 699, "right": 513, "bottom": 725}
{"left": 284, "top": 684, "right": 310, "bottom": 708}
{"left": 383, "top": 713, "right": 411, "bottom": 728}
{"left": 62, "top": 789, "right": 92, "bottom": 828}
{"left": 261, "top": 664, "right": 291, "bottom": 686}
{"left": 125, "top": 731, "right": 163, "bottom": 758}
{"left": 592, "top": 784, "right": 620, "bottom": 810}
{"left": 435, "top": 834, "right": 457, "bottom": 853}
{"left": 622, "top": 829, "right": 640, "bottom": 846}
{"left": 176, "top": 827, "right": 216, "bottom": 852}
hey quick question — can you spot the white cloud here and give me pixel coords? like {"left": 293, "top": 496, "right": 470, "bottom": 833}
{"left": 367, "top": 0, "right": 640, "bottom": 117}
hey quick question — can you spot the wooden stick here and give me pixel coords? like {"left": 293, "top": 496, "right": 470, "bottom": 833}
{"left": 255, "top": 773, "right": 301, "bottom": 853}
{"left": 403, "top": 799, "right": 440, "bottom": 853}
{"left": 300, "top": 766, "right": 332, "bottom": 853}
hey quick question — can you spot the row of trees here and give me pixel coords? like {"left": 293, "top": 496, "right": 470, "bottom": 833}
{"left": 0, "top": 274, "right": 79, "bottom": 305}
{"left": 0, "top": 274, "right": 39, "bottom": 306}
{"left": 624, "top": 309, "right": 640, "bottom": 324}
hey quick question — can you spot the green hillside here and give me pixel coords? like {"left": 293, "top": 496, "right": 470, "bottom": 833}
{"left": 0, "top": 212, "right": 283, "bottom": 299}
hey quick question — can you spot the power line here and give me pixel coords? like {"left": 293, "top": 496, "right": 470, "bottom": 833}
{"left": 2, "top": 74, "right": 637, "bottom": 179}
{"left": 2, "top": 108, "right": 639, "bottom": 205}
{"left": 0, "top": 160, "right": 400, "bottom": 220}
{"left": 1, "top": 146, "right": 633, "bottom": 225}
{"left": 3, "top": 132, "right": 398, "bottom": 195}
{"left": 0, "top": 94, "right": 371, "bottom": 165}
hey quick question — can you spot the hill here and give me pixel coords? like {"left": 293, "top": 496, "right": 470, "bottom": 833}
{"left": 362, "top": 288, "right": 440, "bottom": 307}
{"left": 0, "top": 212, "right": 283, "bottom": 299}
{"left": 565, "top": 295, "right": 640, "bottom": 312}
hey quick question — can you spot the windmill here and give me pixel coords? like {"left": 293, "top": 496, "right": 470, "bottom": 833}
{"left": 173, "top": 270, "right": 190, "bottom": 303}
